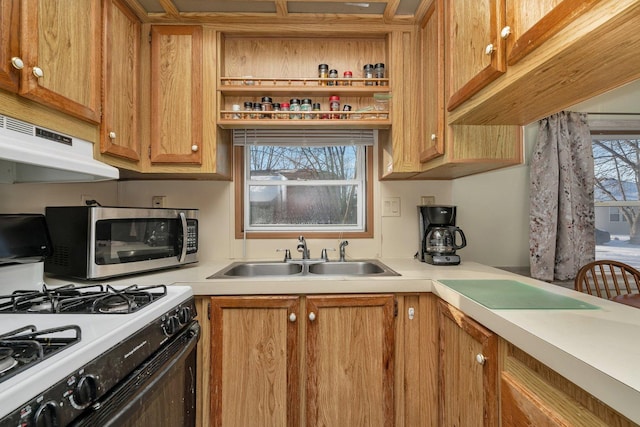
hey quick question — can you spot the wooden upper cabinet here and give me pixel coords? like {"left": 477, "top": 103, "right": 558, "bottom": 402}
{"left": 446, "top": 0, "right": 506, "bottom": 112}
{"left": 306, "top": 295, "right": 395, "bottom": 427}
{"left": 101, "top": 0, "right": 141, "bottom": 162}
{"left": 19, "top": 0, "right": 101, "bottom": 123}
{"left": 446, "top": 0, "right": 601, "bottom": 114}
{"left": 419, "top": 0, "right": 445, "bottom": 164}
{"left": 439, "top": 300, "right": 499, "bottom": 427}
{"left": 0, "top": 0, "right": 21, "bottom": 93}
{"left": 504, "top": 0, "right": 600, "bottom": 66}
{"left": 150, "top": 25, "right": 203, "bottom": 164}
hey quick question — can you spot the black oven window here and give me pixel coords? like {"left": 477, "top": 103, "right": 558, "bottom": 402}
{"left": 95, "top": 219, "right": 179, "bottom": 264}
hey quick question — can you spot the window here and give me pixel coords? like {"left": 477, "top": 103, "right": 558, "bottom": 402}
{"left": 609, "top": 207, "right": 621, "bottom": 222}
{"left": 591, "top": 125, "right": 640, "bottom": 268}
{"left": 234, "top": 130, "right": 374, "bottom": 238}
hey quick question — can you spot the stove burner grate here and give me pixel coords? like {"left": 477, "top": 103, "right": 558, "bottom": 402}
{"left": 0, "top": 284, "right": 167, "bottom": 314}
{"left": 0, "top": 325, "right": 81, "bottom": 383}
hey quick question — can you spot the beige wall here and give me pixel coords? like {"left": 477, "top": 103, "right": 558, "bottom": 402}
{"left": 0, "top": 167, "right": 454, "bottom": 263}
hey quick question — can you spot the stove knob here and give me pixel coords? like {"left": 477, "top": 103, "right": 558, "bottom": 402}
{"left": 72, "top": 375, "right": 98, "bottom": 407}
{"left": 178, "top": 306, "right": 192, "bottom": 324}
{"left": 34, "top": 401, "right": 58, "bottom": 427}
{"left": 164, "top": 315, "right": 180, "bottom": 335}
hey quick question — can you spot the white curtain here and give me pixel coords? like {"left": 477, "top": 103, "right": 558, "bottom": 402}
{"left": 529, "top": 111, "right": 595, "bottom": 281}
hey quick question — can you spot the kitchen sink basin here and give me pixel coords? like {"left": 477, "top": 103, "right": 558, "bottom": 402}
{"left": 307, "top": 260, "right": 399, "bottom": 276}
{"left": 208, "top": 261, "right": 303, "bottom": 278}
{"left": 208, "top": 259, "right": 399, "bottom": 278}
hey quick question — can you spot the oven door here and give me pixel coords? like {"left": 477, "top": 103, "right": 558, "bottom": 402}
{"left": 71, "top": 321, "right": 200, "bottom": 427}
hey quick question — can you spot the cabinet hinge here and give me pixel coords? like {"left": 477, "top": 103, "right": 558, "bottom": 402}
{"left": 394, "top": 298, "right": 398, "bottom": 317}
{"left": 148, "top": 147, "right": 151, "bottom": 159}
{"left": 148, "top": 31, "right": 152, "bottom": 44}
{"left": 207, "top": 302, "right": 211, "bottom": 320}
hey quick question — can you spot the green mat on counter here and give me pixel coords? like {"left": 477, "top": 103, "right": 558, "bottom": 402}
{"left": 439, "top": 279, "right": 600, "bottom": 310}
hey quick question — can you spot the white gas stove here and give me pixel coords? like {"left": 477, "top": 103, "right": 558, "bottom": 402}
{"left": 0, "top": 216, "right": 198, "bottom": 426}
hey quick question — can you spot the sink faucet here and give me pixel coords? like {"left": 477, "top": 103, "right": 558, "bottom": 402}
{"left": 276, "top": 248, "right": 291, "bottom": 261}
{"left": 297, "top": 235, "right": 310, "bottom": 259}
{"left": 339, "top": 240, "right": 349, "bottom": 262}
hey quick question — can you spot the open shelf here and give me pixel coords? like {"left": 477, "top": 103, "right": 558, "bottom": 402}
{"left": 219, "top": 77, "right": 390, "bottom": 97}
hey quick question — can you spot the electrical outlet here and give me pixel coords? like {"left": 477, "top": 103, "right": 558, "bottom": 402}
{"left": 382, "top": 197, "right": 401, "bottom": 217}
{"left": 152, "top": 196, "right": 166, "bottom": 208}
{"left": 421, "top": 196, "right": 435, "bottom": 205}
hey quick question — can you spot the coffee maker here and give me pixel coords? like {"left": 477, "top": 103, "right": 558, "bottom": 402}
{"left": 417, "top": 205, "right": 467, "bottom": 265}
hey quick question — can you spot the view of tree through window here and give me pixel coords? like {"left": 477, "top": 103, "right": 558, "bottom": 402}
{"left": 592, "top": 135, "right": 640, "bottom": 267}
{"left": 245, "top": 145, "right": 365, "bottom": 231}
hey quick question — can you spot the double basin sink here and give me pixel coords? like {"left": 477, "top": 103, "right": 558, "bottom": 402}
{"left": 209, "top": 259, "right": 400, "bottom": 279}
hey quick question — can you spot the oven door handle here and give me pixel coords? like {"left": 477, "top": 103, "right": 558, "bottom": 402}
{"left": 178, "top": 211, "right": 188, "bottom": 263}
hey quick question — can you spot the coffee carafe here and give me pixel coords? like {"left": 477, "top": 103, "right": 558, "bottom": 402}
{"left": 425, "top": 226, "right": 466, "bottom": 255}
{"left": 417, "top": 205, "right": 467, "bottom": 265}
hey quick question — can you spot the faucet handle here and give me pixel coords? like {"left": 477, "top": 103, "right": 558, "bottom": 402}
{"left": 276, "top": 248, "right": 291, "bottom": 261}
{"left": 320, "top": 248, "right": 335, "bottom": 261}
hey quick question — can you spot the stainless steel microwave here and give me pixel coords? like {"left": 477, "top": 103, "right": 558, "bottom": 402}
{"left": 44, "top": 206, "right": 198, "bottom": 280}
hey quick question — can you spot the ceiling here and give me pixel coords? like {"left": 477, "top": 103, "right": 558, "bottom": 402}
{"left": 121, "top": 0, "right": 430, "bottom": 24}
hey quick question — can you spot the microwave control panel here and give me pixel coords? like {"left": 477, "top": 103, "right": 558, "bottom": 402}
{"left": 186, "top": 220, "right": 198, "bottom": 254}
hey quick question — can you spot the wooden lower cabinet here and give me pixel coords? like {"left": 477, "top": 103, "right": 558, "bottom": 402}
{"left": 305, "top": 295, "right": 395, "bottom": 426}
{"left": 195, "top": 293, "right": 438, "bottom": 427}
{"left": 438, "top": 300, "right": 499, "bottom": 427}
{"left": 500, "top": 341, "right": 638, "bottom": 427}
{"left": 202, "top": 294, "right": 406, "bottom": 427}
{"left": 209, "top": 296, "right": 299, "bottom": 427}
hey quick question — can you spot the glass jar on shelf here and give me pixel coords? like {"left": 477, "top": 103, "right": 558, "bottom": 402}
{"left": 289, "top": 98, "right": 302, "bottom": 119}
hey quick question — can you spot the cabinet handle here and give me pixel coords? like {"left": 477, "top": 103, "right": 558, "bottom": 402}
{"left": 10, "top": 57, "right": 24, "bottom": 70}
{"left": 475, "top": 353, "right": 486, "bottom": 365}
{"left": 308, "top": 312, "right": 316, "bottom": 322}
{"left": 500, "top": 26, "right": 511, "bottom": 39}
{"left": 109, "top": 131, "right": 117, "bottom": 140}
{"left": 191, "top": 144, "right": 199, "bottom": 152}
{"left": 430, "top": 134, "right": 437, "bottom": 141}
{"left": 484, "top": 44, "right": 495, "bottom": 56}
{"left": 289, "top": 313, "right": 297, "bottom": 323}
{"left": 32, "top": 66, "right": 44, "bottom": 78}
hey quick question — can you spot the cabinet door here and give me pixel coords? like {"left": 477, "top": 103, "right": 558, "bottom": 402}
{"left": 19, "top": 0, "right": 101, "bottom": 123}
{"left": 504, "top": 0, "right": 599, "bottom": 65}
{"left": 419, "top": 0, "right": 445, "bottom": 163}
{"left": 446, "top": 0, "right": 506, "bottom": 111}
{"left": 150, "top": 25, "right": 203, "bottom": 164}
{"left": 396, "top": 294, "right": 439, "bottom": 426}
{"left": 210, "top": 296, "right": 300, "bottom": 427}
{"left": 439, "top": 300, "right": 498, "bottom": 427}
{"left": 0, "top": 0, "right": 20, "bottom": 92}
{"left": 100, "top": 0, "right": 140, "bottom": 162}
{"left": 306, "top": 294, "right": 395, "bottom": 427}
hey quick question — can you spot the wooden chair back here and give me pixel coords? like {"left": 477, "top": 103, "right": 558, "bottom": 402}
{"left": 574, "top": 260, "right": 640, "bottom": 298}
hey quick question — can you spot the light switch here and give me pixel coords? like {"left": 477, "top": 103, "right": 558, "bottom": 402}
{"left": 382, "top": 197, "right": 401, "bottom": 217}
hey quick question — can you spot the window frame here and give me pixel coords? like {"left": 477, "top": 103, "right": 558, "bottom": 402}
{"left": 234, "top": 146, "right": 373, "bottom": 239}
{"left": 590, "top": 122, "right": 640, "bottom": 267}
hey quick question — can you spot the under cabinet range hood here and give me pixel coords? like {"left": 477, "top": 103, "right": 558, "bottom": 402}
{"left": 0, "top": 114, "right": 119, "bottom": 183}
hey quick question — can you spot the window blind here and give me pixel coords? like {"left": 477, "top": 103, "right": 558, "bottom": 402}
{"left": 232, "top": 129, "right": 375, "bottom": 146}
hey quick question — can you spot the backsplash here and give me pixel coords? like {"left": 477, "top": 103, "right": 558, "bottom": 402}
{"left": 0, "top": 178, "right": 453, "bottom": 262}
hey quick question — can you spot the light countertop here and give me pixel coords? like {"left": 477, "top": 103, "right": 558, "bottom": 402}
{"left": 46, "top": 258, "right": 640, "bottom": 423}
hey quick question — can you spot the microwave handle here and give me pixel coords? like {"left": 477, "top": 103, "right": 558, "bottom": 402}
{"left": 178, "top": 212, "right": 188, "bottom": 263}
